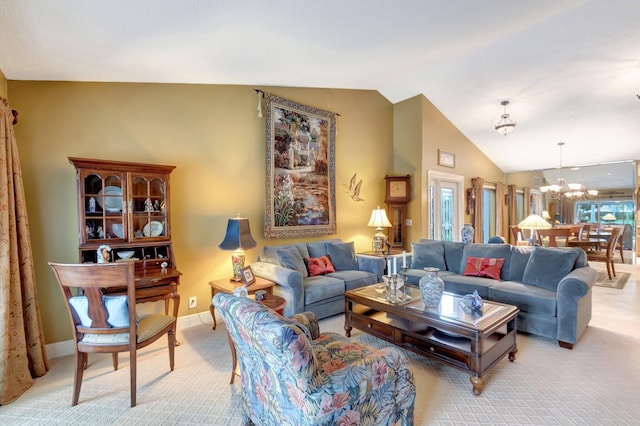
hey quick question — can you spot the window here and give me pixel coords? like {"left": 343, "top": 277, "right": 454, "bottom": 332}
{"left": 482, "top": 186, "right": 496, "bottom": 243}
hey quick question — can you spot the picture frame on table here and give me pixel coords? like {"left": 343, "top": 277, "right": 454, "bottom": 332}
{"left": 438, "top": 149, "right": 455, "bottom": 168}
{"left": 241, "top": 266, "right": 256, "bottom": 286}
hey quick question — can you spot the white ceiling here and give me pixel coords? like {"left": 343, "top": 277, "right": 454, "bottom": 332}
{"left": 1, "top": 0, "right": 639, "bottom": 173}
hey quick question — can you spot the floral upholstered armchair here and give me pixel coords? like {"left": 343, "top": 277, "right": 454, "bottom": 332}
{"left": 213, "top": 293, "right": 416, "bottom": 426}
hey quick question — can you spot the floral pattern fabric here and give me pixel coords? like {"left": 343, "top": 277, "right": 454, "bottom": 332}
{"left": 213, "top": 293, "right": 416, "bottom": 426}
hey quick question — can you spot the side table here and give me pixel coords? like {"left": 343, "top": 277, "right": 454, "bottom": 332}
{"left": 209, "top": 276, "right": 276, "bottom": 330}
{"left": 225, "top": 293, "right": 286, "bottom": 384}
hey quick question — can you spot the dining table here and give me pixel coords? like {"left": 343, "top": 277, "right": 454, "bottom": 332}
{"left": 567, "top": 237, "right": 606, "bottom": 251}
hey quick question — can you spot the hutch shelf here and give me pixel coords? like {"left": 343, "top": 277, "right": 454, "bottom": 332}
{"left": 69, "top": 157, "right": 182, "bottom": 316}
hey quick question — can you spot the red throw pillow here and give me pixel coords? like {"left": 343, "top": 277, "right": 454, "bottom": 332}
{"left": 304, "top": 255, "right": 336, "bottom": 277}
{"left": 463, "top": 256, "right": 505, "bottom": 280}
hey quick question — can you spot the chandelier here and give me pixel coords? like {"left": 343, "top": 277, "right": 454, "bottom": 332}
{"left": 494, "top": 100, "right": 516, "bottom": 136}
{"left": 539, "top": 142, "right": 598, "bottom": 199}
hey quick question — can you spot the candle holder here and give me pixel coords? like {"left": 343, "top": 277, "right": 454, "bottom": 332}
{"left": 383, "top": 274, "right": 405, "bottom": 304}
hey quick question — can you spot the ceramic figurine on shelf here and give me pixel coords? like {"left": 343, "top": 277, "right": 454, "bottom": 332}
{"left": 96, "top": 226, "right": 104, "bottom": 239}
{"left": 97, "top": 244, "right": 111, "bottom": 263}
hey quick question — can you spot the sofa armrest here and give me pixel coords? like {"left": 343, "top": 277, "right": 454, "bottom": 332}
{"left": 291, "top": 311, "right": 320, "bottom": 340}
{"left": 252, "top": 261, "right": 304, "bottom": 317}
{"left": 357, "top": 254, "right": 385, "bottom": 278}
{"left": 556, "top": 265, "right": 597, "bottom": 345}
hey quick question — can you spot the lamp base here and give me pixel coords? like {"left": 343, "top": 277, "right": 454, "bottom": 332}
{"left": 230, "top": 251, "right": 245, "bottom": 282}
{"left": 373, "top": 229, "right": 387, "bottom": 254}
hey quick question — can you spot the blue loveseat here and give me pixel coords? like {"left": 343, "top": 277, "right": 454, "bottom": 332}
{"left": 399, "top": 240, "right": 597, "bottom": 348}
{"left": 252, "top": 239, "right": 385, "bottom": 319}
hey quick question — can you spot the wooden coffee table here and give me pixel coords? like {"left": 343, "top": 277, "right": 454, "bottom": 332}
{"left": 344, "top": 284, "right": 518, "bottom": 395}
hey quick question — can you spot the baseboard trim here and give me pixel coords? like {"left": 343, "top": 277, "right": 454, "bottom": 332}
{"left": 45, "top": 310, "right": 214, "bottom": 359}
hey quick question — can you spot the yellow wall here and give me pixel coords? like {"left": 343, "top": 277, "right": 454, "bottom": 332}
{"left": 393, "top": 95, "right": 503, "bottom": 244}
{"left": 505, "top": 170, "right": 542, "bottom": 189}
{"left": 8, "top": 81, "right": 394, "bottom": 344}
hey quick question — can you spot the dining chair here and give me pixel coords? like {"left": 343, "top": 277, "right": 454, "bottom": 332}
{"left": 536, "top": 228, "right": 572, "bottom": 247}
{"left": 586, "top": 227, "right": 621, "bottom": 280}
{"left": 48, "top": 262, "right": 176, "bottom": 407}
{"left": 509, "top": 225, "right": 522, "bottom": 244}
{"left": 579, "top": 223, "right": 592, "bottom": 241}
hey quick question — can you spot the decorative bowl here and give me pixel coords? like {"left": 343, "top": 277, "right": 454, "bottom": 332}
{"left": 111, "top": 223, "right": 124, "bottom": 238}
{"left": 117, "top": 250, "right": 135, "bottom": 259}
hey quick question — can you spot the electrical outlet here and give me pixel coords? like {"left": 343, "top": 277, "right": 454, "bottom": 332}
{"left": 406, "top": 219, "right": 412, "bottom": 226}
{"left": 188, "top": 296, "right": 197, "bottom": 309}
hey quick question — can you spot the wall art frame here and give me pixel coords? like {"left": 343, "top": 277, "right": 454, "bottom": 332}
{"left": 438, "top": 149, "right": 455, "bottom": 168}
{"left": 264, "top": 92, "right": 337, "bottom": 238}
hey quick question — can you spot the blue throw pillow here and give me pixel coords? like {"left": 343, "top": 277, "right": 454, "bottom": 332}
{"left": 410, "top": 241, "right": 446, "bottom": 271}
{"left": 326, "top": 241, "right": 358, "bottom": 271}
{"left": 522, "top": 247, "right": 579, "bottom": 291}
{"left": 276, "top": 246, "right": 309, "bottom": 278}
{"left": 69, "top": 295, "right": 130, "bottom": 328}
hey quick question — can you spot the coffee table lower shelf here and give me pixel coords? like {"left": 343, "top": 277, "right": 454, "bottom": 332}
{"left": 344, "top": 289, "right": 518, "bottom": 395}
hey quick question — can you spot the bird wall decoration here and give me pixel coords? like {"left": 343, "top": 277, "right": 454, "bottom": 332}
{"left": 345, "top": 173, "right": 364, "bottom": 202}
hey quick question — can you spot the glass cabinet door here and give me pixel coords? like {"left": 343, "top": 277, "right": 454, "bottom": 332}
{"left": 81, "top": 171, "right": 125, "bottom": 244}
{"left": 130, "top": 174, "right": 168, "bottom": 240}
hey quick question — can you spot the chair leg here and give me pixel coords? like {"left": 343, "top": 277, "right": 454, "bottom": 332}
{"left": 611, "top": 260, "right": 617, "bottom": 278}
{"left": 72, "top": 351, "right": 86, "bottom": 406}
{"left": 606, "top": 260, "right": 613, "bottom": 280}
{"left": 619, "top": 246, "right": 624, "bottom": 263}
{"left": 130, "top": 348, "right": 137, "bottom": 407}
{"left": 168, "top": 329, "right": 176, "bottom": 371}
{"left": 112, "top": 353, "right": 118, "bottom": 370}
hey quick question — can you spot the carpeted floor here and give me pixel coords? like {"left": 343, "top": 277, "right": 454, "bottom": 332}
{"left": 1, "top": 264, "right": 639, "bottom": 425}
{"left": 595, "top": 271, "right": 630, "bottom": 289}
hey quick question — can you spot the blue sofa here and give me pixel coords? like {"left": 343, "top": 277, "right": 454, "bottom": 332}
{"left": 252, "top": 239, "right": 385, "bottom": 319}
{"left": 399, "top": 240, "right": 597, "bottom": 349}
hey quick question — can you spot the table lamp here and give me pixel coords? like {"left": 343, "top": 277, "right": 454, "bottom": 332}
{"left": 218, "top": 215, "right": 257, "bottom": 281}
{"left": 602, "top": 213, "right": 616, "bottom": 225}
{"left": 367, "top": 206, "right": 392, "bottom": 253}
{"left": 518, "top": 214, "right": 552, "bottom": 246}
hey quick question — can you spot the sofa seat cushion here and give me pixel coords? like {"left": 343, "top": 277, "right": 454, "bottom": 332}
{"left": 488, "top": 281, "right": 557, "bottom": 316}
{"left": 303, "top": 276, "right": 345, "bottom": 305}
{"left": 440, "top": 274, "right": 496, "bottom": 299}
{"left": 327, "top": 270, "right": 378, "bottom": 291}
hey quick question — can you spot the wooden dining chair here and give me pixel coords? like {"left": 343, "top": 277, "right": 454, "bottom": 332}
{"left": 586, "top": 227, "right": 621, "bottom": 280}
{"left": 509, "top": 225, "right": 522, "bottom": 244}
{"left": 536, "top": 228, "right": 572, "bottom": 247}
{"left": 48, "top": 262, "right": 176, "bottom": 407}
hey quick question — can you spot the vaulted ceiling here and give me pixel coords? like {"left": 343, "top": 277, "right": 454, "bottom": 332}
{"left": 1, "top": 0, "right": 638, "bottom": 173}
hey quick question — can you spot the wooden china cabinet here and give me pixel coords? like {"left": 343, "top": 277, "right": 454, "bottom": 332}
{"left": 68, "top": 157, "right": 181, "bottom": 318}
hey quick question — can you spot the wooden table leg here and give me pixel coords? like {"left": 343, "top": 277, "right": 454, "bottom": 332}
{"left": 226, "top": 330, "right": 238, "bottom": 384}
{"left": 470, "top": 375, "right": 485, "bottom": 396}
{"left": 210, "top": 288, "right": 217, "bottom": 330}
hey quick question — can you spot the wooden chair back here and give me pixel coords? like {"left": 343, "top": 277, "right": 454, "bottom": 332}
{"left": 509, "top": 225, "right": 521, "bottom": 244}
{"left": 586, "top": 227, "right": 621, "bottom": 280}
{"left": 48, "top": 262, "right": 176, "bottom": 407}
{"left": 536, "top": 228, "right": 572, "bottom": 247}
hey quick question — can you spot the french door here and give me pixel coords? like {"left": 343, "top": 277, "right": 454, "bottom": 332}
{"left": 428, "top": 171, "right": 464, "bottom": 241}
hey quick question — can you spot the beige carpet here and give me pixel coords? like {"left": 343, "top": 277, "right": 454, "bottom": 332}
{"left": 1, "top": 272, "right": 640, "bottom": 424}
{"left": 595, "top": 271, "right": 630, "bottom": 289}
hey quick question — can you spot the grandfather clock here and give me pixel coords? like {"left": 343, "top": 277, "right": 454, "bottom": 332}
{"left": 385, "top": 175, "right": 411, "bottom": 250}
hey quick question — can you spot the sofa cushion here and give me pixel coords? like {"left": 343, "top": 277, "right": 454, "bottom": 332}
{"left": 410, "top": 240, "right": 446, "bottom": 271}
{"left": 304, "top": 256, "right": 336, "bottom": 276}
{"left": 303, "top": 276, "right": 345, "bottom": 305}
{"left": 506, "top": 246, "right": 533, "bottom": 282}
{"left": 327, "top": 270, "right": 378, "bottom": 291}
{"left": 461, "top": 243, "right": 512, "bottom": 280}
{"left": 488, "top": 281, "right": 557, "bottom": 316}
{"left": 462, "top": 256, "right": 505, "bottom": 280}
{"left": 306, "top": 238, "right": 341, "bottom": 258}
{"left": 443, "top": 241, "right": 466, "bottom": 274}
{"left": 439, "top": 274, "right": 496, "bottom": 299}
{"left": 522, "top": 247, "right": 578, "bottom": 291}
{"left": 326, "top": 241, "right": 358, "bottom": 271}
{"left": 277, "top": 246, "right": 309, "bottom": 278}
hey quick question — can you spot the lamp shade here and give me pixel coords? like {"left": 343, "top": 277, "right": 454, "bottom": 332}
{"left": 218, "top": 217, "right": 257, "bottom": 251}
{"left": 518, "top": 214, "right": 552, "bottom": 230}
{"left": 367, "top": 206, "right": 392, "bottom": 228}
{"left": 602, "top": 213, "right": 616, "bottom": 221}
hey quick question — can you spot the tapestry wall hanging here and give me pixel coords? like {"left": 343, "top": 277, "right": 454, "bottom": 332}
{"left": 264, "top": 93, "right": 336, "bottom": 238}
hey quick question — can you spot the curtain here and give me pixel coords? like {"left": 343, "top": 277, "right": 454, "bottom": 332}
{"left": 496, "top": 182, "right": 506, "bottom": 239}
{"left": 471, "top": 177, "right": 484, "bottom": 243}
{"left": 0, "top": 98, "right": 48, "bottom": 404}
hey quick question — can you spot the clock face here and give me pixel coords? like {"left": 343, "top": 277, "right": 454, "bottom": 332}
{"left": 389, "top": 181, "right": 407, "bottom": 198}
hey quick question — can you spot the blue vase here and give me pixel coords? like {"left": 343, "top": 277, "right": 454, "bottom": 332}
{"left": 461, "top": 223, "right": 474, "bottom": 243}
{"left": 419, "top": 267, "right": 444, "bottom": 308}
